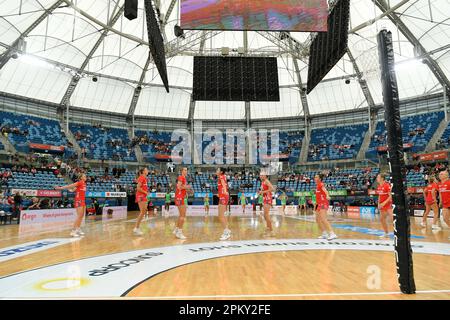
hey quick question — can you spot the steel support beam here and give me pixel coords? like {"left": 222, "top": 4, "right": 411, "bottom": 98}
{"left": 60, "top": 5, "right": 125, "bottom": 107}
{"left": 347, "top": 48, "right": 377, "bottom": 132}
{"left": 163, "top": 0, "right": 178, "bottom": 25}
{"left": 256, "top": 31, "right": 308, "bottom": 61}
{"left": 127, "top": 53, "right": 153, "bottom": 117}
{"left": 0, "top": 0, "right": 65, "bottom": 70}
{"left": 373, "top": 0, "right": 450, "bottom": 97}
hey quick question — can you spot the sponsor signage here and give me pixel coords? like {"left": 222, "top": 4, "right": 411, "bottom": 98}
{"left": 278, "top": 205, "right": 297, "bottom": 216}
{"left": 413, "top": 209, "right": 438, "bottom": 218}
{"left": 407, "top": 187, "right": 425, "bottom": 194}
{"left": 0, "top": 239, "right": 448, "bottom": 298}
{"left": 377, "top": 143, "right": 413, "bottom": 152}
{"left": 332, "top": 225, "right": 425, "bottom": 239}
{"left": 11, "top": 189, "right": 61, "bottom": 197}
{"left": 101, "top": 206, "right": 127, "bottom": 222}
{"left": 349, "top": 190, "right": 367, "bottom": 196}
{"left": 346, "top": 206, "right": 377, "bottom": 218}
{"left": 148, "top": 192, "right": 175, "bottom": 199}
{"left": 0, "top": 239, "right": 78, "bottom": 263}
{"left": 360, "top": 207, "right": 376, "bottom": 215}
{"left": 162, "top": 205, "right": 271, "bottom": 217}
{"left": 413, "top": 151, "right": 448, "bottom": 162}
{"left": 86, "top": 192, "right": 127, "bottom": 198}
{"left": 29, "top": 143, "right": 65, "bottom": 152}
{"left": 347, "top": 206, "right": 361, "bottom": 218}
{"left": 19, "top": 208, "right": 85, "bottom": 235}
{"left": 37, "top": 190, "right": 62, "bottom": 197}
{"left": 293, "top": 190, "right": 347, "bottom": 197}
{"left": 194, "top": 192, "right": 213, "bottom": 198}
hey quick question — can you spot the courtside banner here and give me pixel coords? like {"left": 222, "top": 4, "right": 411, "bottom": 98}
{"left": 277, "top": 205, "right": 297, "bottom": 216}
{"left": 86, "top": 192, "right": 127, "bottom": 198}
{"left": 294, "top": 190, "right": 347, "bottom": 197}
{"left": 11, "top": 189, "right": 62, "bottom": 197}
{"left": 0, "top": 238, "right": 78, "bottom": 263}
{"left": 29, "top": 143, "right": 65, "bottom": 152}
{"left": 413, "top": 151, "right": 448, "bottom": 162}
{"left": 101, "top": 206, "right": 127, "bottom": 221}
{"left": 36, "top": 190, "right": 62, "bottom": 197}
{"left": 163, "top": 205, "right": 258, "bottom": 216}
{"left": 0, "top": 239, "right": 448, "bottom": 298}
{"left": 347, "top": 206, "right": 361, "bottom": 218}
{"left": 11, "top": 189, "right": 37, "bottom": 197}
{"left": 19, "top": 208, "right": 85, "bottom": 235}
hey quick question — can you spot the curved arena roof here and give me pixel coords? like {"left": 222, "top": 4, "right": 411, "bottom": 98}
{"left": 0, "top": 0, "right": 449, "bottom": 120}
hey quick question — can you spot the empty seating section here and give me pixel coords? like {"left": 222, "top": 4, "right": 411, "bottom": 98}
{"left": 308, "top": 124, "right": 368, "bottom": 161}
{"left": 191, "top": 174, "right": 214, "bottom": 193}
{"left": 278, "top": 168, "right": 380, "bottom": 192}
{"left": 70, "top": 124, "right": 136, "bottom": 162}
{"left": 3, "top": 168, "right": 66, "bottom": 190}
{"left": 366, "top": 112, "right": 444, "bottom": 159}
{"left": 0, "top": 111, "right": 73, "bottom": 157}
{"left": 134, "top": 130, "right": 173, "bottom": 162}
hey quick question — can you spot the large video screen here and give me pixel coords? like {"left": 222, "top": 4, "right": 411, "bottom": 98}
{"left": 180, "top": 0, "right": 328, "bottom": 32}
{"left": 193, "top": 56, "right": 280, "bottom": 102}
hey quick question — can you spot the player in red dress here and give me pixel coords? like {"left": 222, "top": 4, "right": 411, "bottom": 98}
{"left": 259, "top": 172, "right": 274, "bottom": 237}
{"left": 173, "top": 167, "right": 192, "bottom": 240}
{"left": 133, "top": 168, "right": 149, "bottom": 236}
{"left": 376, "top": 174, "right": 393, "bottom": 238}
{"left": 438, "top": 170, "right": 450, "bottom": 240}
{"left": 55, "top": 173, "right": 87, "bottom": 237}
{"left": 217, "top": 167, "right": 231, "bottom": 241}
{"left": 314, "top": 174, "right": 338, "bottom": 240}
{"left": 422, "top": 175, "right": 441, "bottom": 230}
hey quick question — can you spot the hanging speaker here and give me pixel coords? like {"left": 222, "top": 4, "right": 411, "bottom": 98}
{"left": 125, "top": 0, "right": 138, "bottom": 20}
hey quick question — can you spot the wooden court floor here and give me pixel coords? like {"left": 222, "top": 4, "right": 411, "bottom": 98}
{"left": 0, "top": 210, "right": 449, "bottom": 300}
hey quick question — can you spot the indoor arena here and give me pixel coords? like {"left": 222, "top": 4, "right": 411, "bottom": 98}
{"left": 0, "top": 0, "right": 449, "bottom": 302}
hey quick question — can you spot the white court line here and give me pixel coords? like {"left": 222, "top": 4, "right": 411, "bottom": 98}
{"left": 11, "top": 289, "right": 450, "bottom": 300}
{"left": 124, "top": 290, "right": 450, "bottom": 300}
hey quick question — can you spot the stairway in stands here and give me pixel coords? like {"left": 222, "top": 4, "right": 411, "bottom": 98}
{"left": 299, "top": 127, "right": 311, "bottom": 163}
{"left": 0, "top": 134, "right": 17, "bottom": 154}
{"left": 425, "top": 116, "right": 448, "bottom": 152}
{"left": 61, "top": 125, "right": 82, "bottom": 158}
{"left": 357, "top": 121, "right": 376, "bottom": 160}
{"left": 127, "top": 127, "right": 144, "bottom": 164}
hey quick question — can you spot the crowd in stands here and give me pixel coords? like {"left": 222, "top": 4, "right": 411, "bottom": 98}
{"left": 406, "top": 162, "right": 448, "bottom": 187}
{"left": 308, "top": 124, "right": 368, "bottom": 161}
{"left": 71, "top": 123, "right": 136, "bottom": 162}
{"left": 278, "top": 167, "right": 378, "bottom": 192}
{"left": 367, "top": 112, "right": 444, "bottom": 159}
{"left": 0, "top": 111, "right": 75, "bottom": 159}
{"left": 132, "top": 131, "right": 174, "bottom": 155}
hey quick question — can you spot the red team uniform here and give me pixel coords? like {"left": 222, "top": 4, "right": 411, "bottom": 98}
{"left": 315, "top": 181, "right": 329, "bottom": 210}
{"left": 135, "top": 175, "right": 148, "bottom": 203}
{"left": 438, "top": 180, "right": 450, "bottom": 208}
{"left": 377, "top": 181, "right": 392, "bottom": 211}
{"left": 176, "top": 175, "right": 187, "bottom": 206}
{"left": 424, "top": 182, "right": 439, "bottom": 205}
{"left": 262, "top": 181, "right": 272, "bottom": 205}
{"left": 74, "top": 180, "right": 86, "bottom": 208}
{"left": 218, "top": 174, "right": 229, "bottom": 205}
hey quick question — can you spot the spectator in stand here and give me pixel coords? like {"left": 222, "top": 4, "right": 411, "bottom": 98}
{"left": 13, "top": 192, "right": 22, "bottom": 221}
{"left": 28, "top": 197, "right": 41, "bottom": 210}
